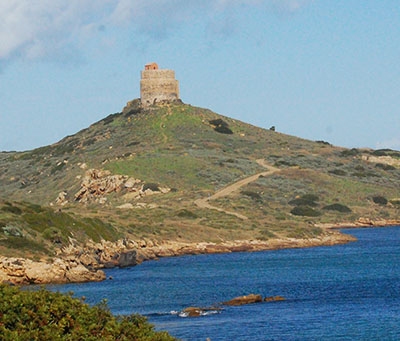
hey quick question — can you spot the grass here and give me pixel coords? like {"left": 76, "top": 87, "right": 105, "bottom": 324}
{"left": 0, "top": 200, "right": 121, "bottom": 256}
{"left": 0, "top": 101, "right": 399, "bottom": 258}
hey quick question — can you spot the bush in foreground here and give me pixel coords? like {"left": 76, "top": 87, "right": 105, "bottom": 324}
{"left": 0, "top": 284, "right": 176, "bottom": 341}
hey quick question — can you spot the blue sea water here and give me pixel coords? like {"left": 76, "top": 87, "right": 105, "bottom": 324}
{"left": 49, "top": 227, "right": 400, "bottom": 340}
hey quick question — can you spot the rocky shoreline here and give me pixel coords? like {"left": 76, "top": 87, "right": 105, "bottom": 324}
{"left": 1, "top": 220, "right": 399, "bottom": 285}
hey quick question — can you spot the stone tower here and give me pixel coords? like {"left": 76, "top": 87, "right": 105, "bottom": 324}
{"left": 140, "top": 63, "right": 180, "bottom": 107}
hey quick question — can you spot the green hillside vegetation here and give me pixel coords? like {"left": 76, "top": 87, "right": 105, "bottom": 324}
{"left": 0, "top": 100, "right": 399, "bottom": 256}
{"left": 0, "top": 284, "right": 176, "bottom": 340}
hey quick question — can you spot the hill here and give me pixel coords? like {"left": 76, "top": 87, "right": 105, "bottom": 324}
{"left": 0, "top": 100, "right": 399, "bottom": 281}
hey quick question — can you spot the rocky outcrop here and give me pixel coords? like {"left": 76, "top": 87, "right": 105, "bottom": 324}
{"left": 316, "top": 218, "right": 400, "bottom": 229}
{"left": 56, "top": 191, "right": 68, "bottom": 205}
{"left": 0, "top": 257, "right": 105, "bottom": 285}
{"left": 223, "top": 294, "right": 263, "bottom": 306}
{"left": 264, "top": 295, "right": 286, "bottom": 302}
{"left": 180, "top": 307, "right": 222, "bottom": 317}
{"left": 74, "top": 169, "right": 129, "bottom": 203}
{"left": 362, "top": 155, "right": 400, "bottom": 167}
{"left": 221, "top": 294, "right": 285, "bottom": 306}
{"left": 0, "top": 229, "right": 359, "bottom": 285}
{"left": 180, "top": 295, "right": 286, "bottom": 318}
{"left": 72, "top": 168, "right": 170, "bottom": 204}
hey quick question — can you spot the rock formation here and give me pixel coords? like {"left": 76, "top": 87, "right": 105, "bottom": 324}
{"left": 0, "top": 230, "right": 357, "bottom": 285}
{"left": 223, "top": 294, "right": 263, "bottom": 306}
{"left": 0, "top": 257, "right": 105, "bottom": 285}
{"left": 73, "top": 169, "right": 170, "bottom": 204}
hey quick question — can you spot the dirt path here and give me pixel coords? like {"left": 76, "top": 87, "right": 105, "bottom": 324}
{"left": 194, "top": 159, "right": 280, "bottom": 220}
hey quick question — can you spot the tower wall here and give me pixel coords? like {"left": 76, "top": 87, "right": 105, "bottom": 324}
{"left": 140, "top": 68, "right": 179, "bottom": 107}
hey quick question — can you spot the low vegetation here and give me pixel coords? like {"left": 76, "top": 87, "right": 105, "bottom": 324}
{"left": 290, "top": 206, "right": 322, "bottom": 217}
{"left": 0, "top": 101, "right": 399, "bottom": 256}
{"left": 0, "top": 284, "right": 176, "bottom": 340}
{"left": 0, "top": 200, "right": 120, "bottom": 257}
{"left": 322, "top": 204, "right": 352, "bottom": 213}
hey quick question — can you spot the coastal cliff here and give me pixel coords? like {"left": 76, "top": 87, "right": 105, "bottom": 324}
{"left": 0, "top": 230, "right": 356, "bottom": 285}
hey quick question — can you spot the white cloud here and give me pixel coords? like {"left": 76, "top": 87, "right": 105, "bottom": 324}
{"left": 0, "top": 1, "right": 111, "bottom": 60}
{"left": 0, "top": 0, "right": 312, "bottom": 62}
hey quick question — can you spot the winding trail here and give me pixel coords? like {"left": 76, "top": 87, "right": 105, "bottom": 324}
{"left": 194, "top": 159, "right": 280, "bottom": 220}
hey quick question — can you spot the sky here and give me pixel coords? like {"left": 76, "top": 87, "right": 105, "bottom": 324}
{"left": 0, "top": 0, "right": 399, "bottom": 151}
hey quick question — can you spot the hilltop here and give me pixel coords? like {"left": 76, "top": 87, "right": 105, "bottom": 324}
{"left": 0, "top": 100, "right": 399, "bottom": 283}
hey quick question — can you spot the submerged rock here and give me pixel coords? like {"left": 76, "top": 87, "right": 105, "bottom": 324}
{"left": 180, "top": 306, "right": 222, "bottom": 317}
{"left": 264, "top": 295, "right": 286, "bottom": 302}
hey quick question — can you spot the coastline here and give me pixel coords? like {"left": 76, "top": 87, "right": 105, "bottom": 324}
{"left": 315, "top": 218, "right": 400, "bottom": 230}
{"left": 1, "top": 221, "right": 399, "bottom": 286}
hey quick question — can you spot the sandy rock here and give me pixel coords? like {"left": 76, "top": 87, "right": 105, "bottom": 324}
{"left": 182, "top": 307, "right": 202, "bottom": 317}
{"left": 56, "top": 191, "right": 68, "bottom": 205}
{"left": 223, "top": 294, "right": 263, "bottom": 306}
{"left": 357, "top": 217, "right": 374, "bottom": 225}
{"left": 181, "top": 306, "right": 222, "bottom": 317}
{"left": 74, "top": 169, "right": 128, "bottom": 203}
{"left": 264, "top": 296, "right": 286, "bottom": 302}
{"left": 118, "top": 250, "right": 138, "bottom": 268}
{"left": 117, "top": 203, "right": 134, "bottom": 209}
{"left": 0, "top": 256, "right": 106, "bottom": 285}
{"left": 125, "top": 178, "right": 141, "bottom": 188}
{"left": 78, "top": 253, "right": 100, "bottom": 268}
{"left": 66, "top": 263, "right": 105, "bottom": 283}
{"left": 154, "top": 246, "right": 178, "bottom": 257}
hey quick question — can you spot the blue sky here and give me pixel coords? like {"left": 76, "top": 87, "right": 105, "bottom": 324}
{"left": 1, "top": 1, "right": 399, "bottom": 151}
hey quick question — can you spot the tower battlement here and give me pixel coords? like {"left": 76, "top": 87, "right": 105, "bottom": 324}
{"left": 140, "top": 63, "right": 180, "bottom": 107}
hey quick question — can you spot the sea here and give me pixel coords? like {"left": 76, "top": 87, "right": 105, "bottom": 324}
{"left": 48, "top": 226, "right": 400, "bottom": 340}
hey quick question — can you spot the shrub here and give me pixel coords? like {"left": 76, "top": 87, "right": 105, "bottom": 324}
{"left": 290, "top": 206, "right": 321, "bottom": 217}
{"left": 126, "top": 141, "right": 140, "bottom": 147}
{"left": 340, "top": 148, "right": 360, "bottom": 157}
{"left": 1, "top": 204, "right": 22, "bottom": 215}
{"left": 50, "top": 162, "right": 66, "bottom": 175}
{"left": 102, "top": 112, "right": 119, "bottom": 125}
{"left": 372, "top": 196, "right": 388, "bottom": 205}
{"left": 289, "top": 194, "right": 319, "bottom": 207}
{"left": 316, "top": 140, "right": 331, "bottom": 146}
{"left": 329, "top": 169, "right": 347, "bottom": 176}
{"left": 241, "top": 190, "right": 262, "bottom": 202}
{"left": 177, "top": 209, "right": 198, "bottom": 219}
{"left": 375, "top": 163, "right": 396, "bottom": 171}
{"left": 370, "top": 149, "right": 400, "bottom": 158}
{"left": 301, "top": 194, "right": 319, "bottom": 202}
{"left": 209, "top": 119, "right": 228, "bottom": 127}
{"left": 82, "top": 137, "right": 96, "bottom": 147}
{"left": 274, "top": 160, "right": 298, "bottom": 167}
{"left": 322, "top": 204, "right": 352, "bottom": 213}
{"left": 2, "top": 225, "right": 23, "bottom": 237}
{"left": 371, "top": 149, "right": 389, "bottom": 156}
{"left": 0, "top": 284, "right": 176, "bottom": 340}
{"left": 289, "top": 198, "right": 318, "bottom": 207}
{"left": 209, "top": 119, "right": 233, "bottom": 134}
{"left": 143, "top": 183, "right": 160, "bottom": 192}
{"left": 352, "top": 170, "right": 377, "bottom": 178}
{"left": 389, "top": 199, "right": 400, "bottom": 206}
{"left": 214, "top": 125, "right": 233, "bottom": 134}
{"left": 0, "top": 236, "right": 48, "bottom": 254}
